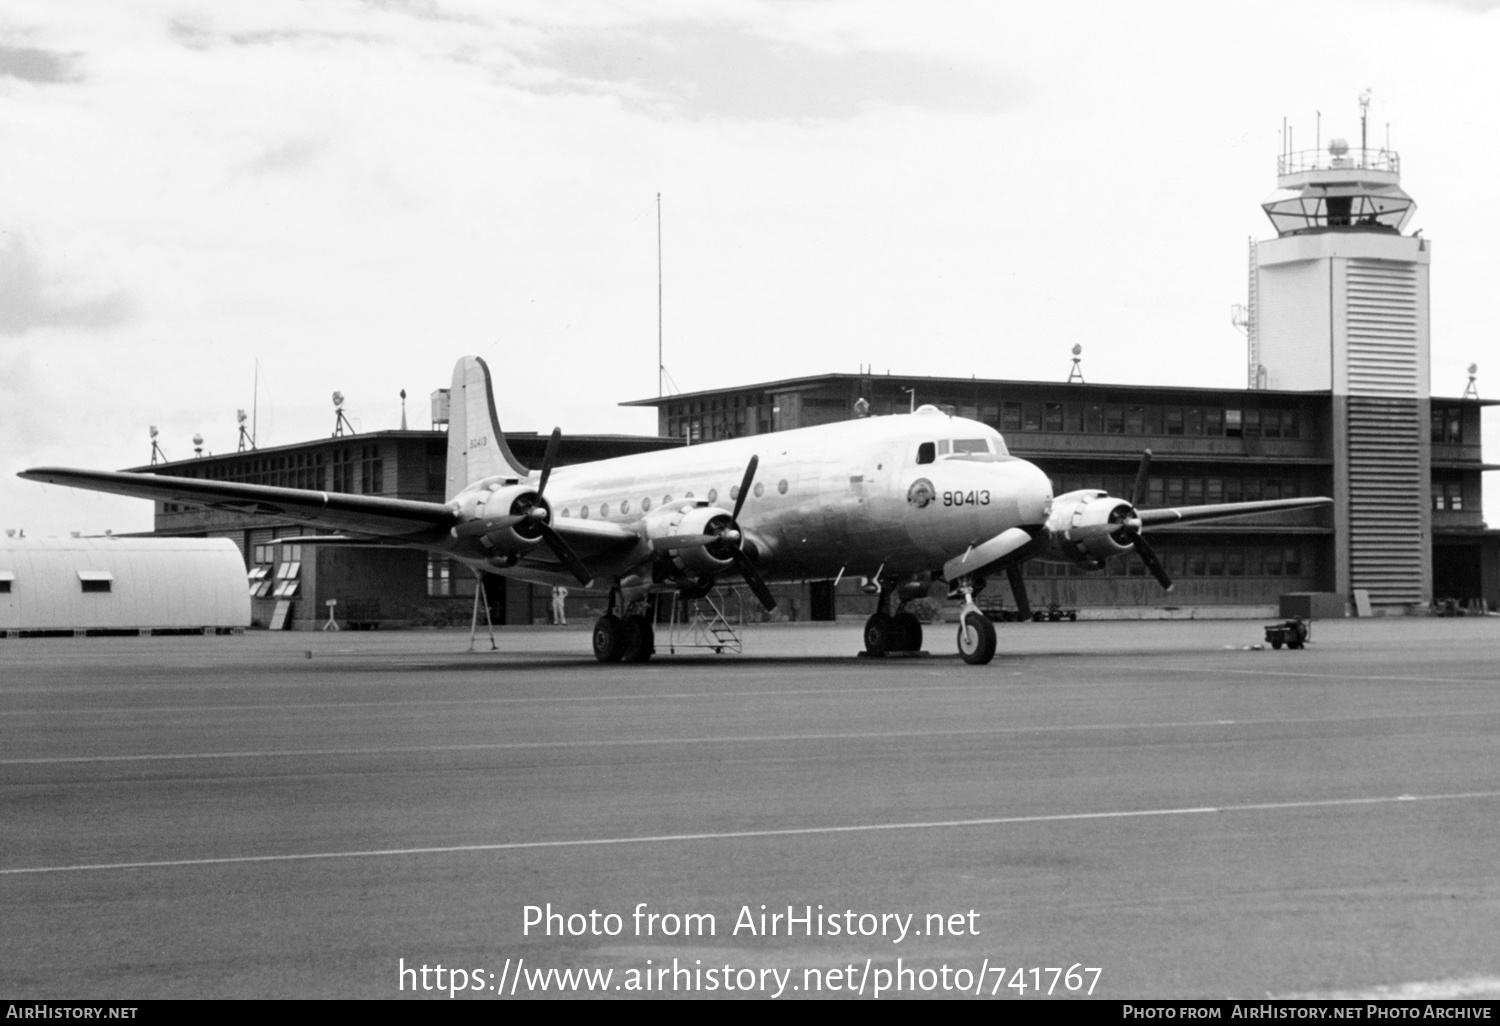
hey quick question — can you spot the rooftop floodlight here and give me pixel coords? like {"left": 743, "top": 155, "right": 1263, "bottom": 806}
{"left": 332, "top": 391, "right": 355, "bottom": 436}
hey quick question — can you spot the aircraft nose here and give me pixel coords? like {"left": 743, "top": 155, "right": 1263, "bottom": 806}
{"left": 1013, "top": 459, "right": 1053, "bottom": 525}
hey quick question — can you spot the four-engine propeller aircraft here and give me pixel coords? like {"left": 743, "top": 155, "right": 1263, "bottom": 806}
{"left": 20, "top": 356, "right": 1331, "bottom": 664}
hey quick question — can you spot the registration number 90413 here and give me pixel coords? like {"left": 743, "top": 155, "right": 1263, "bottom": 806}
{"left": 943, "top": 490, "right": 990, "bottom": 507}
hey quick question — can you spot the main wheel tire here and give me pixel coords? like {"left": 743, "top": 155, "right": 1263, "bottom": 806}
{"left": 592, "top": 614, "right": 626, "bottom": 662}
{"left": 891, "top": 611, "right": 922, "bottom": 652}
{"left": 863, "top": 612, "right": 894, "bottom": 656}
{"left": 956, "top": 611, "right": 997, "bottom": 665}
{"left": 621, "top": 615, "right": 655, "bottom": 662}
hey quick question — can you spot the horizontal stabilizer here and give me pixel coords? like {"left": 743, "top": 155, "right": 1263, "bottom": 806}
{"left": 275, "top": 536, "right": 387, "bottom": 546}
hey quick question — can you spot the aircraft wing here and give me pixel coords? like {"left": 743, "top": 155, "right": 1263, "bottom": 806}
{"left": 18, "top": 468, "right": 458, "bottom": 541}
{"left": 518, "top": 516, "right": 647, "bottom": 571}
{"left": 1137, "top": 495, "right": 1331, "bottom": 528}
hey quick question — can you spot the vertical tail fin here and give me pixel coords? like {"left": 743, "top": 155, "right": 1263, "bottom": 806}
{"left": 445, "top": 356, "right": 530, "bottom": 500}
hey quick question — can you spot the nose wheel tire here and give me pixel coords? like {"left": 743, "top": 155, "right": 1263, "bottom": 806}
{"left": 956, "top": 611, "right": 996, "bottom": 665}
{"left": 592, "top": 614, "right": 626, "bottom": 662}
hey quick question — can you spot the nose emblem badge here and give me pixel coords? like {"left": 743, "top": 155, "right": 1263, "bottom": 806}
{"left": 907, "top": 478, "right": 935, "bottom": 508}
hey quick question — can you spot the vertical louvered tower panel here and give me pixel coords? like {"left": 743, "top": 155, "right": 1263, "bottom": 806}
{"left": 1343, "top": 259, "right": 1426, "bottom": 604}
{"left": 1251, "top": 129, "right": 1431, "bottom": 610}
{"left": 1346, "top": 397, "right": 1425, "bottom": 603}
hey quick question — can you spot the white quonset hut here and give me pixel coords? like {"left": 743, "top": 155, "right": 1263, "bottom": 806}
{"left": 0, "top": 537, "right": 250, "bottom": 634}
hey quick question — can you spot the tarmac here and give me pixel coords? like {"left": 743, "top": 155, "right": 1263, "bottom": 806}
{"left": 2, "top": 617, "right": 1498, "bottom": 1000}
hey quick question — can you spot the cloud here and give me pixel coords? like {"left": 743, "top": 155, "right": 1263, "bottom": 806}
{"left": 241, "top": 136, "right": 329, "bottom": 174}
{"left": 0, "top": 44, "right": 81, "bottom": 84}
{"left": 0, "top": 233, "right": 137, "bottom": 337}
{"left": 529, "top": 20, "right": 1022, "bottom": 122}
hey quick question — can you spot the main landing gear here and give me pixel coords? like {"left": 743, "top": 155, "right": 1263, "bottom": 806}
{"left": 592, "top": 588, "right": 656, "bottom": 663}
{"left": 860, "top": 580, "right": 924, "bottom": 657}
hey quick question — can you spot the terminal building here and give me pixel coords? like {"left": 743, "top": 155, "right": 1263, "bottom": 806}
{"left": 136, "top": 122, "right": 1495, "bottom": 626}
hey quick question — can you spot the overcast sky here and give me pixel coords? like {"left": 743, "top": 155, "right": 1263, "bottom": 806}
{"left": 3, "top": 0, "right": 1497, "bottom": 535}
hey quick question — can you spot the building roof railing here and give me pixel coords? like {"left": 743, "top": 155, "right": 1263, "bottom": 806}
{"left": 1277, "top": 148, "right": 1399, "bottom": 177}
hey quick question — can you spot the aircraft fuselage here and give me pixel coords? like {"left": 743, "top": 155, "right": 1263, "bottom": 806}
{"left": 443, "top": 406, "right": 1055, "bottom": 589}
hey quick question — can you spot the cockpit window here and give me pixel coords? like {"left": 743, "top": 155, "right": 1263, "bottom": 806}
{"left": 916, "top": 442, "right": 935, "bottom": 465}
{"left": 953, "top": 438, "right": 991, "bottom": 454}
{"left": 937, "top": 440, "right": 951, "bottom": 455}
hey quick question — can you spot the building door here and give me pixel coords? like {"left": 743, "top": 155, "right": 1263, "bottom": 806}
{"left": 1433, "top": 544, "right": 1481, "bottom": 601}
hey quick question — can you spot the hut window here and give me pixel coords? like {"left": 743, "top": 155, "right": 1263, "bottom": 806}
{"left": 78, "top": 570, "right": 114, "bottom": 593}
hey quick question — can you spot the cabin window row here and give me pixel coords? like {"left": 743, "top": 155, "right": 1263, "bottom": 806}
{"left": 557, "top": 480, "right": 791, "bottom": 520}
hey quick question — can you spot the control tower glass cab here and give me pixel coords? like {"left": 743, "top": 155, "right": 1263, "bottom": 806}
{"left": 1261, "top": 140, "right": 1414, "bottom": 235}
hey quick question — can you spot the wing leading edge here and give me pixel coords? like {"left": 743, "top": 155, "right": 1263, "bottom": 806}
{"left": 1136, "top": 495, "right": 1332, "bottom": 528}
{"left": 19, "top": 468, "right": 458, "bottom": 540}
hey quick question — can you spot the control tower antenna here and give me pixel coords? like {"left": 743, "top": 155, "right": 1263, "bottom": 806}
{"left": 1067, "top": 344, "right": 1085, "bottom": 384}
{"left": 655, "top": 193, "right": 680, "bottom": 398}
{"left": 657, "top": 192, "right": 663, "bottom": 398}
{"left": 1359, "top": 88, "right": 1372, "bottom": 166}
{"left": 1464, "top": 364, "right": 1479, "bottom": 400}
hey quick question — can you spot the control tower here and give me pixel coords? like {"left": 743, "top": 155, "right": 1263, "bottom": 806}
{"left": 1247, "top": 99, "right": 1431, "bottom": 610}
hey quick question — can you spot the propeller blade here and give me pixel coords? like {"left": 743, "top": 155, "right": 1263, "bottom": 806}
{"left": 731, "top": 549, "right": 777, "bottom": 611}
{"left": 537, "top": 427, "right": 563, "bottom": 496}
{"left": 1005, "top": 564, "right": 1032, "bottom": 621}
{"left": 730, "top": 455, "right": 759, "bottom": 522}
{"left": 536, "top": 522, "right": 593, "bottom": 586}
{"left": 1130, "top": 449, "right": 1153, "bottom": 508}
{"left": 1130, "top": 531, "right": 1174, "bottom": 591}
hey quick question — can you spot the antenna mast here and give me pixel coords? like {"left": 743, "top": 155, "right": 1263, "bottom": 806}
{"left": 657, "top": 192, "right": 664, "bottom": 398}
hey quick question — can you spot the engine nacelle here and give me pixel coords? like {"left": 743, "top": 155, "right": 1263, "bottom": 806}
{"left": 644, "top": 504, "right": 737, "bottom": 578}
{"left": 453, "top": 483, "right": 547, "bottom": 555}
{"left": 1036, "top": 490, "right": 1137, "bottom": 570}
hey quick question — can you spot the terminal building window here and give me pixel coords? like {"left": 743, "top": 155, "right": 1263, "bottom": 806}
{"left": 1433, "top": 478, "right": 1465, "bottom": 511}
{"left": 426, "top": 555, "right": 477, "bottom": 597}
{"left": 360, "top": 445, "right": 383, "bottom": 494}
{"left": 1431, "top": 406, "right": 1464, "bottom": 444}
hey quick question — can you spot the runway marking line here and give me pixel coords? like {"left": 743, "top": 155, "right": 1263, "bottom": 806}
{"left": 1141, "top": 665, "right": 1497, "bottom": 686}
{"left": 3, "top": 789, "right": 1498, "bottom": 877}
{"left": 6, "top": 709, "right": 1497, "bottom": 765}
{"left": 0, "top": 682, "right": 1032, "bottom": 718}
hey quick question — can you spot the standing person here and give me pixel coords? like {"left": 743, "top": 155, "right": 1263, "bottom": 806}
{"left": 551, "top": 585, "right": 568, "bottom": 626}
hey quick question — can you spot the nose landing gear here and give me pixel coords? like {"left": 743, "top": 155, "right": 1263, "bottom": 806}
{"left": 952, "top": 577, "right": 996, "bottom": 665}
